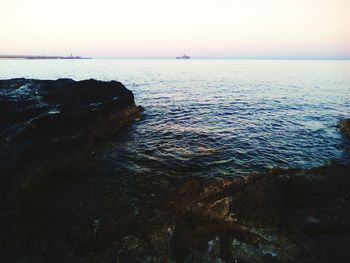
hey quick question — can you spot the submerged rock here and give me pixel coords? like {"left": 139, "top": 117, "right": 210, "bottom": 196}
{"left": 0, "top": 78, "right": 143, "bottom": 201}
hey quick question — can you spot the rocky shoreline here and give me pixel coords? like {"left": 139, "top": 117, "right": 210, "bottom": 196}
{"left": 0, "top": 79, "right": 143, "bottom": 202}
{"left": 0, "top": 79, "right": 349, "bottom": 262}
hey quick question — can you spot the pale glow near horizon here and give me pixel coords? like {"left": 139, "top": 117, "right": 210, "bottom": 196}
{"left": 0, "top": 0, "right": 349, "bottom": 58}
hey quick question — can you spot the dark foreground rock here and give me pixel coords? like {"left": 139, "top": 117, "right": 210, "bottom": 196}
{"left": 167, "top": 164, "right": 350, "bottom": 262}
{"left": 2, "top": 163, "right": 349, "bottom": 263}
{"left": 338, "top": 118, "right": 350, "bottom": 140}
{"left": 0, "top": 78, "right": 143, "bottom": 202}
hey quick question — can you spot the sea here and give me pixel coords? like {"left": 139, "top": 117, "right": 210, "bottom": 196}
{"left": 1, "top": 59, "right": 349, "bottom": 179}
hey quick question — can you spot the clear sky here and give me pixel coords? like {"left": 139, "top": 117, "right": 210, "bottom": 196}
{"left": 1, "top": 0, "right": 349, "bottom": 58}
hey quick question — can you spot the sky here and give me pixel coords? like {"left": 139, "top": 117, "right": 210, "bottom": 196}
{"left": 1, "top": 0, "right": 349, "bottom": 58}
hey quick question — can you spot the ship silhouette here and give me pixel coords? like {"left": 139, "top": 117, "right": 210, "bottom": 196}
{"left": 176, "top": 54, "right": 191, "bottom": 59}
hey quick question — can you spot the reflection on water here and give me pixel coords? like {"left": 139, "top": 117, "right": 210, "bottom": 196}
{"left": 1, "top": 59, "right": 349, "bottom": 179}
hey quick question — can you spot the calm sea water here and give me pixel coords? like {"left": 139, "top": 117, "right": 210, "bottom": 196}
{"left": 1, "top": 59, "right": 349, "bottom": 178}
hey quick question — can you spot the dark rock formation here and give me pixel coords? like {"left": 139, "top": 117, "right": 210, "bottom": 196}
{"left": 0, "top": 78, "right": 143, "bottom": 202}
{"left": 338, "top": 118, "right": 350, "bottom": 139}
{"left": 167, "top": 165, "right": 350, "bottom": 262}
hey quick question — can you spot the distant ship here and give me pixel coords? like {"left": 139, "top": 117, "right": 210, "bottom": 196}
{"left": 176, "top": 54, "right": 191, "bottom": 59}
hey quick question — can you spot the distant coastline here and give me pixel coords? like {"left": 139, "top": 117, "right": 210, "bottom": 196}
{"left": 0, "top": 55, "right": 92, "bottom": 60}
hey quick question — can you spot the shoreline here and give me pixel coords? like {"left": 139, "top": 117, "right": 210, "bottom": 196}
{"left": 0, "top": 78, "right": 349, "bottom": 262}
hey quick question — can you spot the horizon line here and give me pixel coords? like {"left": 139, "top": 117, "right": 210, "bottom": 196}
{"left": 1, "top": 54, "right": 350, "bottom": 61}
{"left": 95, "top": 56, "right": 350, "bottom": 60}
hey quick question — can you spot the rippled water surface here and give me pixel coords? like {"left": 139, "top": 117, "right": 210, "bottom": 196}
{"left": 1, "top": 59, "right": 349, "bottom": 177}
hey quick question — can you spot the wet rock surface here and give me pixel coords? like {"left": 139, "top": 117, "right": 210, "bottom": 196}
{"left": 2, "top": 163, "right": 350, "bottom": 263}
{"left": 0, "top": 79, "right": 349, "bottom": 262}
{"left": 168, "top": 165, "right": 350, "bottom": 262}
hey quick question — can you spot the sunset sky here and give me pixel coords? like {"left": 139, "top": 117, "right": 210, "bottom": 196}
{"left": 1, "top": 0, "right": 349, "bottom": 58}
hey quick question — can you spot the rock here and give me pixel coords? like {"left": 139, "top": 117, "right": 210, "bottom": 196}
{"left": 0, "top": 78, "right": 142, "bottom": 201}
{"left": 167, "top": 164, "right": 350, "bottom": 262}
{"left": 338, "top": 119, "right": 350, "bottom": 139}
